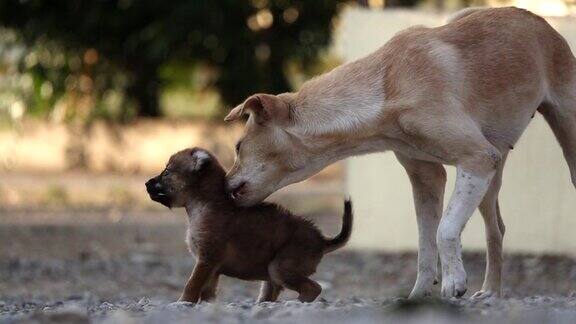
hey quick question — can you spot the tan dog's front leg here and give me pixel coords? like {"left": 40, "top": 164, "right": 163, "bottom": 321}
{"left": 179, "top": 262, "right": 217, "bottom": 303}
{"left": 397, "top": 154, "right": 446, "bottom": 298}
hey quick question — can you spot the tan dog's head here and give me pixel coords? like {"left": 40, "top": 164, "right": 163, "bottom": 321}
{"left": 224, "top": 93, "right": 322, "bottom": 206}
{"left": 146, "top": 148, "right": 226, "bottom": 208}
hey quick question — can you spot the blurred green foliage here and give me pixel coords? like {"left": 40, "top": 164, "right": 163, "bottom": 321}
{"left": 0, "top": 0, "right": 345, "bottom": 121}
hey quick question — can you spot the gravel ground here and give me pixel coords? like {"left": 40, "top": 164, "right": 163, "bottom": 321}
{"left": 2, "top": 209, "right": 576, "bottom": 323}
{"left": 2, "top": 252, "right": 576, "bottom": 323}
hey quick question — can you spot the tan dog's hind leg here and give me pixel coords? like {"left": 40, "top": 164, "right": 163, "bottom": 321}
{"left": 432, "top": 133, "right": 501, "bottom": 297}
{"left": 473, "top": 153, "right": 508, "bottom": 299}
{"left": 258, "top": 281, "right": 284, "bottom": 302}
{"left": 398, "top": 110, "right": 502, "bottom": 297}
{"left": 396, "top": 154, "right": 446, "bottom": 298}
{"left": 539, "top": 92, "right": 576, "bottom": 188}
{"left": 438, "top": 165, "right": 496, "bottom": 298}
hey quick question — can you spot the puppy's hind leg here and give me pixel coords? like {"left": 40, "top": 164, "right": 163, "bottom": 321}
{"left": 272, "top": 272, "right": 321, "bottom": 303}
{"left": 269, "top": 256, "right": 322, "bottom": 302}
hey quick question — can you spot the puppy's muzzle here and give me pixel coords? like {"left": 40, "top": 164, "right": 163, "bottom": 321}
{"left": 146, "top": 177, "right": 171, "bottom": 207}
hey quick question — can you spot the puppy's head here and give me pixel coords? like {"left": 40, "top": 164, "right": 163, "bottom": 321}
{"left": 146, "top": 148, "right": 225, "bottom": 208}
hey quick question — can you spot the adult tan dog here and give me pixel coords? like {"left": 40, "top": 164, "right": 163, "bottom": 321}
{"left": 224, "top": 7, "right": 576, "bottom": 299}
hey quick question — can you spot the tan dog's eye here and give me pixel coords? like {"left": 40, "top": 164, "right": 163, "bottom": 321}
{"left": 235, "top": 141, "right": 242, "bottom": 154}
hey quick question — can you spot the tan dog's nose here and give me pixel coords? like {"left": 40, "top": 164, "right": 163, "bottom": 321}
{"left": 228, "top": 181, "right": 247, "bottom": 201}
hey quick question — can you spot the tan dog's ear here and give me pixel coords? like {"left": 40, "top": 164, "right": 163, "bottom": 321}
{"left": 224, "top": 103, "right": 245, "bottom": 122}
{"left": 224, "top": 94, "right": 290, "bottom": 124}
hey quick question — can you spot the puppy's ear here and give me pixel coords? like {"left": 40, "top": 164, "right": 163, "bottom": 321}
{"left": 190, "top": 150, "right": 211, "bottom": 171}
{"left": 224, "top": 94, "right": 290, "bottom": 124}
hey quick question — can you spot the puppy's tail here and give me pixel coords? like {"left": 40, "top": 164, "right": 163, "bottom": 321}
{"left": 323, "top": 199, "right": 353, "bottom": 254}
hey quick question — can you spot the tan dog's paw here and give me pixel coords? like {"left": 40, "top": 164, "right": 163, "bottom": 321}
{"left": 471, "top": 290, "right": 499, "bottom": 300}
{"left": 440, "top": 268, "right": 467, "bottom": 298}
{"left": 408, "top": 276, "right": 436, "bottom": 299}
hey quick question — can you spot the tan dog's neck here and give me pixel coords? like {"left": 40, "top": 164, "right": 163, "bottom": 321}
{"left": 281, "top": 47, "right": 402, "bottom": 166}
{"left": 289, "top": 50, "right": 388, "bottom": 139}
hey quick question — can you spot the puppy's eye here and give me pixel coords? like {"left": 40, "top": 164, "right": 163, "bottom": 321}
{"left": 235, "top": 141, "right": 241, "bottom": 154}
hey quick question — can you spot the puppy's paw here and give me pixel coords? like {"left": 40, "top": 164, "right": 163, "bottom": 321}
{"left": 166, "top": 301, "right": 196, "bottom": 309}
{"left": 175, "top": 295, "right": 199, "bottom": 305}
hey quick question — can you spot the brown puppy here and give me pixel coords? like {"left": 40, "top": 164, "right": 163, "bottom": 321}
{"left": 145, "top": 147, "right": 352, "bottom": 303}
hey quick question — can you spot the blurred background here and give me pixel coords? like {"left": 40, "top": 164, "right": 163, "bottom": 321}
{"left": 1, "top": 0, "right": 576, "bottom": 317}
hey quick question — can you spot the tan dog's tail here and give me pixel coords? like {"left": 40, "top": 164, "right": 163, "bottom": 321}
{"left": 323, "top": 199, "right": 353, "bottom": 254}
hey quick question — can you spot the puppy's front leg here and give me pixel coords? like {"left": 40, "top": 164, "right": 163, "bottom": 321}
{"left": 200, "top": 274, "right": 220, "bottom": 302}
{"left": 258, "top": 281, "right": 283, "bottom": 302}
{"left": 179, "top": 261, "right": 217, "bottom": 303}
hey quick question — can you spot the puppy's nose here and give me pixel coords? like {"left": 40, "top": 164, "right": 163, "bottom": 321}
{"left": 145, "top": 178, "right": 162, "bottom": 192}
{"left": 229, "top": 181, "right": 247, "bottom": 201}
{"left": 145, "top": 179, "right": 154, "bottom": 188}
